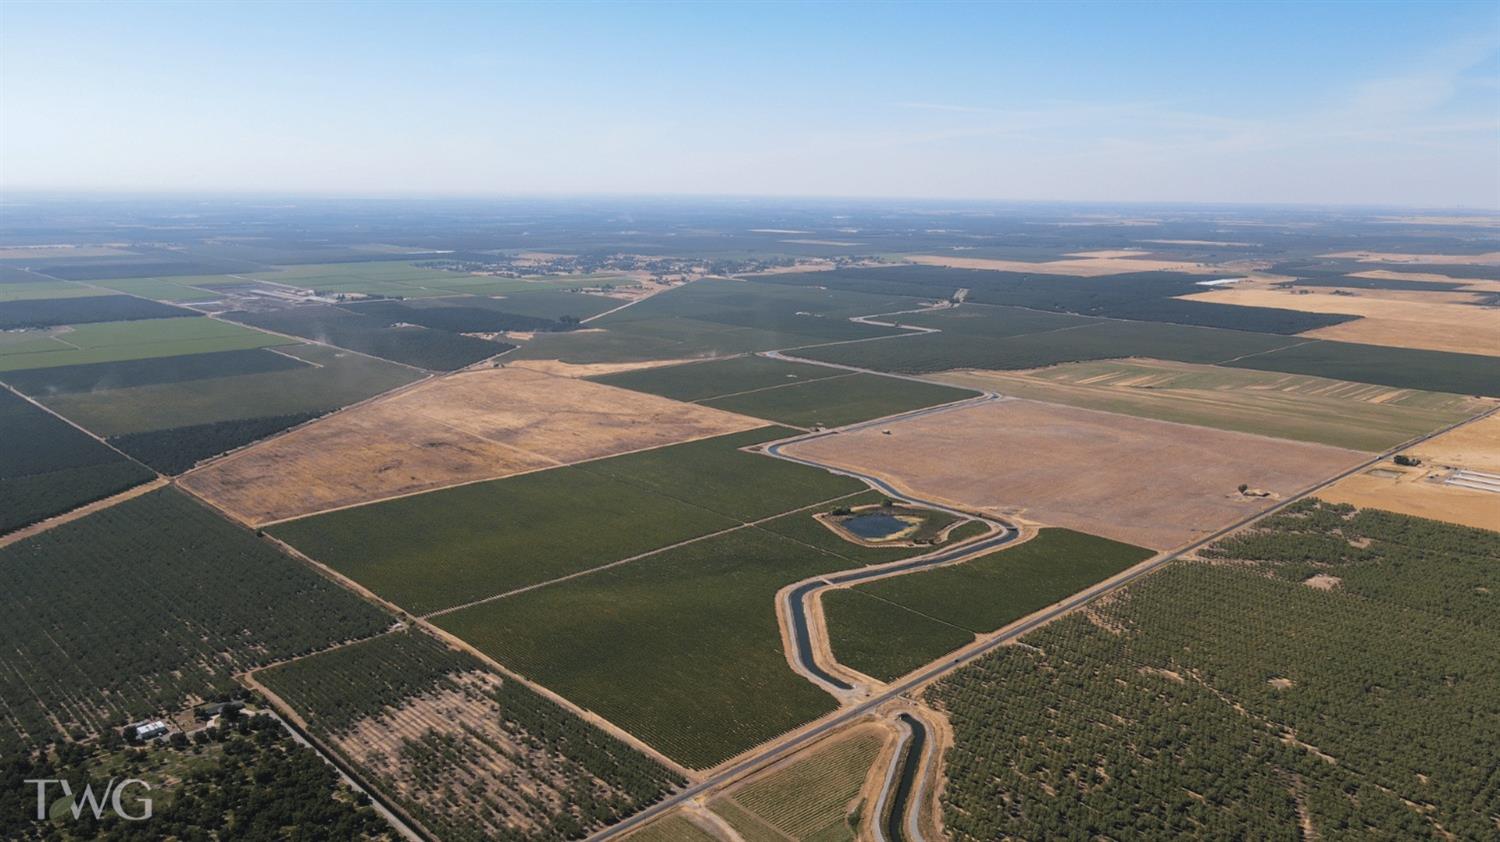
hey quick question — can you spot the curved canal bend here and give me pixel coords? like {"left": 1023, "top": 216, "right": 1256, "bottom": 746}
{"left": 760, "top": 394, "right": 1023, "bottom": 694}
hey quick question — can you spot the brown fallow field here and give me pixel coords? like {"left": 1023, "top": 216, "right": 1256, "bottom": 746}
{"left": 1321, "top": 250, "right": 1500, "bottom": 266}
{"left": 779, "top": 398, "right": 1368, "bottom": 551}
{"left": 180, "top": 366, "right": 764, "bottom": 525}
{"left": 906, "top": 252, "right": 1233, "bottom": 277}
{"left": 1179, "top": 284, "right": 1500, "bottom": 357}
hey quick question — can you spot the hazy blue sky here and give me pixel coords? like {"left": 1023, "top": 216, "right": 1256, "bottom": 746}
{"left": 3, "top": 1, "right": 1497, "bottom": 206}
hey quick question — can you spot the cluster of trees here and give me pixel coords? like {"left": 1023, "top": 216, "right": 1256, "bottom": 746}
{"left": 0, "top": 488, "right": 391, "bottom": 754}
{"left": 0, "top": 295, "right": 197, "bottom": 329}
{"left": 2, "top": 713, "right": 392, "bottom": 841}
{"left": 109, "top": 412, "right": 320, "bottom": 475}
{"left": 928, "top": 499, "right": 1499, "bottom": 840}
{"left": 260, "top": 630, "right": 684, "bottom": 841}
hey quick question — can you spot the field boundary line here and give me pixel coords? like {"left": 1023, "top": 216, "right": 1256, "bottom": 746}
{"left": 689, "top": 371, "right": 858, "bottom": 404}
{"left": 240, "top": 670, "right": 434, "bottom": 842}
{"left": 230, "top": 496, "right": 698, "bottom": 781}
{"left": 200, "top": 311, "right": 435, "bottom": 374}
{"left": 420, "top": 489, "right": 869, "bottom": 620}
{"left": 1215, "top": 338, "right": 1314, "bottom": 365}
{"left": 0, "top": 477, "right": 168, "bottom": 548}
{"left": 1, "top": 382, "right": 149, "bottom": 465}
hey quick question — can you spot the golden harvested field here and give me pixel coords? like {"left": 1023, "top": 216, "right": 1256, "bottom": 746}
{"left": 1409, "top": 413, "right": 1500, "bottom": 471}
{"left": 1179, "top": 286, "right": 1500, "bottom": 356}
{"left": 1322, "top": 250, "right": 1500, "bottom": 266}
{"left": 1317, "top": 413, "right": 1499, "bottom": 531}
{"left": 906, "top": 253, "right": 1225, "bottom": 277}
{"left": 710, "top": 722, "right": 889, "bottom": 842}
{"left": 931, "top": 359, "right": 1489, "bottom": 452}
{"left": 779, "top": 398, "right": 1367, "bottom": 550}
{"left": 1320, "top": 470, "right": 1497, "bottom": 532}
{"left": 507, "top": 358, "right": 699, "bottom": 379}
{"left": 180, "top": 366, "right": 764, "bottom": 525}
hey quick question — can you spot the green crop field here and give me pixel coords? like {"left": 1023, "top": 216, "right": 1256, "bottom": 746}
{"left": 91, "top": 276, "right": 223, "bottom": 301}
{"left": 595, "top": 353, "right": 978, "bottom": 429}
{"left": 0, "top": 280, "right": 100, "bottom": 301}
{"left": 0, "top": 317, "right": 293, "bottom": 372}
{"left": 478, "top": 289, "right": 621, "bottom": 321}
{"left": 0, "top": 385, "right": 155, "bottom": 533}
{"left": 626, "top": 815, "right": 720, "bottom": 842}
{"left": 273, "top": 426, "right": 865, "bottom": 614}
{"left": 37, "top": 343, "right": 422, "bottom": 436}
{"left": 2, "top": 347, "right": 308, "bottom": 396}
{"left": 929, "top": 501, "right": 1500, "bottom": 840}
{"left": 701, "top": 371, "right": 977, "bottom": 428}
{"left": 0, "top": 488, "right": 391, "bottom": 753}
{"left": 602, "top": 278, "right": 925, "bottom": 326}
{"left": 821, "top": 590, "right": 975, "bottom": 681}
{"left": 824, "top": 529, "right": 1153, "bottom": 679}
{"left": 235, "top": 262, "right": 587, "bottom": 298}
{"left": 514, "top": 279, "right": 918, "bottom": 364}
{"left": 515, "top": 317, "right": 830, "bottom": 363}
{"left": 592, "top": 355, "right": 847, "bottom": 402}
{"left": 933, "top": 358, "right": 1488, "bottom": 452}
{"left": 849, "top": 529, "right": 1153, "bottom": 632}
{"left": 575, "top": 426, "right": 864, "bottom": 521}
{"left": 273, "top": 465, "right": 741, "bottom": 615}
{"left": 433, "top": 527, "right": 851, "bottom": 769}
{"left": 1227, "top": 338, "right": 1500, "bottom": 398}
{"left": 711, "top": 726, "right": 887, "bottom": 842}
{"left": 798, "top": 309, "right": 1299, "bottom": 374}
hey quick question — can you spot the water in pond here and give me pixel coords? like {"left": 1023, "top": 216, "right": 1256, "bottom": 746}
{"left": 843, "top": 512, "right": 915, "bottom": 540}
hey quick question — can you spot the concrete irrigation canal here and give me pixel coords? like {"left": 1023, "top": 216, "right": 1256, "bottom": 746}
{"left": 880, "top": 712, "right": 930, "bottom": 842}
{"left": 760, "top": 394, "right": 1022, "bottom": 695}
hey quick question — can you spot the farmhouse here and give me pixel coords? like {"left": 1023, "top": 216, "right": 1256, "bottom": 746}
{"left": 127, "top": 720, "right": 169, "bottom": 741}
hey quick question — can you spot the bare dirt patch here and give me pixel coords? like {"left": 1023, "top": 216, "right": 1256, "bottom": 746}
{"left": 1268, "top": 677, "right": 1295, "bottom": 690}
{"left": 779, "top": 399, "right": 1365, "bottom": 550}
{"left": 181, "top": 367, "right": 764, "bottom": 525}
{"left": 1303, "top": 574, "right": 1342, "bottom": 591}
{"left": 333, "top": 670, "right": 636, "bottom": 840}
{"left": 907, "top": 253, "right": 1229, "bottom": 277}
{"left": 1140, "top": 666, "right": 1186, "bottom": 683}
{"left": 507, "top": 358, "right": 705, "bottom": 379}
{"left": 1179, "top": 286, "right": 1500, "bottom": 356}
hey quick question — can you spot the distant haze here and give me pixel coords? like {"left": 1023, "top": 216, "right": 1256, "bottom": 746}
{"left": 2, "top": 0, "right": 1498, "bottom": 207}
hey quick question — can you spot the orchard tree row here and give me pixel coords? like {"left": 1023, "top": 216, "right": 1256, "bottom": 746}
{"left": 929, "top": 500, "right": 1500, "bottom": 840}
{"left": 260, "top": 629, "right": 685, "bottom": 842}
